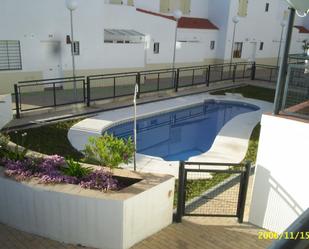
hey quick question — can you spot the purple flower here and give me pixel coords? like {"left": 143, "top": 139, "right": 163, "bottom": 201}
{"left": 80, "top": 170, "right": 119, "bottom": 191}
{"left": 1, "top": 155, "right": 119, "bottom": 191}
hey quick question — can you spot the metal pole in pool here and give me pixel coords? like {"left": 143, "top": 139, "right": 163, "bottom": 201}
{"left": 133, "top": 83, "right": 139, "bottom": 171}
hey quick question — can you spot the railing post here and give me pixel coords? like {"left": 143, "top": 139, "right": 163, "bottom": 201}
{"left": 251, "top": 62, "right": 256, "bottom": 80}
{"left": 191, "top": 69, "right": 195, "bottom": 86}
{"left": 207, "top": 65, "right": 211, "bottom": 86}
{"left": 113, "top": 77, "right": 116, "bottom": 98}
{"left": 82, "top": 79, "right": 86, "bottom": 104}
{"left": 137, "top": 72, "right": 141, "bottom": 98}
{"left": 86, "top": 76, "right": 90, "bottom": 107}
{"left": 175, "top": 68, "right": 180, "bottom": 92}
{"left": 53, "top": 83, "right": 56, "bottom": 106}
{"left": 14, "top": 84, "right": 21, "bottom": 119}
{"left": 176, "top": 161, "right": 186, "bottom": 223}
{"left": 232, "top": 64, "right": 237, "bottom": 83}
{"left": 269, "top": 68, "right": 273, "bottom": 82}
{"left": 237, "top": 161, "right": 251, "bottom": 223}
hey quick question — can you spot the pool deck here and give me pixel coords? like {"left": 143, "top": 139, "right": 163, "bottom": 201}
{"left": 68, "top": 93, "right": 273, "bottom": 177}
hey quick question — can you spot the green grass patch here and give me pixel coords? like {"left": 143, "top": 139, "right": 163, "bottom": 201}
{"left": 210, "top": 85, "right": 275, "bottom": 102}
{"left": 8, "top": 119, "right": 83, "bottom": 160}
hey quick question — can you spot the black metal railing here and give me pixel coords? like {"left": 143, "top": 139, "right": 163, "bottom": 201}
{"left": 14, "top": 76, "right": 86, "bottom": 118}
{"left": 255, "top": 64, "right": 279, "bottom": 82}
{"left": 176, "top": 161, "right": 251, "bottom": 223}
{"left": 280, "top": 64, "right": 309, "bottom": 119}
{"left": 13, "top": 61, "right": 279, "bottom": 118}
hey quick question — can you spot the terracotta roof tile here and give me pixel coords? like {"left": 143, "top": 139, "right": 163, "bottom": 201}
{"left": 136, "top": 8, "right": 219, "bottom": 30}
{"left": 294, "top": 25, "right": 309, "bottom": 34}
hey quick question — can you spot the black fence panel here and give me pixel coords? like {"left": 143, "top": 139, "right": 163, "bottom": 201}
{"left": 13, "top": 62, "right": 277, "bottom": 118}
{"left": 255, "top": 64, "right": 279, "bottom": 82}
{"left": 14, "top": 77, "right": 85, "bottom": 117}
{"left": 176, "top": 161, "right": 251, "bottom": 223}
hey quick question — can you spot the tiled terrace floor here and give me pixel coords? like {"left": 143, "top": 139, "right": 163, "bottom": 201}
{"left": 0, "top": 217, "right": 272, "bottom": 249}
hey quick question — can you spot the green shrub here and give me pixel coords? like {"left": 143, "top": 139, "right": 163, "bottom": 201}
{"left": 0, "top": 132, "right": 28, "bottom": 161}
{"left": 83, "top": 133, "right": 134, "bottom": 171}
{"left": 61, "top": 158, "right": 92, "bottom": 179}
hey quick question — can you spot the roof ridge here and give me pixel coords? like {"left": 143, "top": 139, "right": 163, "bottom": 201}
{"left": 136, "top": 8, "right": 219, "bottom": 30}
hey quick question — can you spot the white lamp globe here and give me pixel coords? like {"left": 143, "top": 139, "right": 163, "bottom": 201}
{"left": 232, "top": 16, "right": 240, "bottom": 24}
{"left": 66, "top": 0, "right": 78, "bottom": 11}
{"left": 280, "top": 21, "right": 286, "bottom": 27}
{"left": 173, "top": 9, "right": 183, "bottom": 20}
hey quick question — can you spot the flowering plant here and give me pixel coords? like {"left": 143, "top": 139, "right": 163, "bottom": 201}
{"left": 83, "top": 133, "right": 134, "bottom": 171}
{"left": 1, "top": 155, "right": 118, "bottom": 191}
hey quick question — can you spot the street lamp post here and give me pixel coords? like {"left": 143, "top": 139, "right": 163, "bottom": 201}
{"left": 276, "top": 21, "right": 286, "bottom": 68}
{"left": 66, "top": 0, "right": 78, "bottom": 102}
{"left": 172, "top": 9, "right": 182, "bottom": 89}
{"left": 230, "top": 16, "right": 240, "bottom": 67}
{"left": 133, "top": 83, "right": 139, "bottom": 172}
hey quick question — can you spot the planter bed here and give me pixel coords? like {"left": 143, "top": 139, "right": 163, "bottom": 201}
{"left": 0, "top": 144, "right": 175, "bottom": 249}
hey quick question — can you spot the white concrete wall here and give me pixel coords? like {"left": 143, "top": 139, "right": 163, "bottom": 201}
{"left": 190, "top": 0, "right": 209, "bottom": 18}
{"left": 0, "top": 0, "right": 107, "bottom": 72}
{"left": 176, "top": 29, "right": 218, "bottom": 62}
{"left": 0, "top": 169, "right": 174, "bottom": 249}
{"left": 207, "top": 0, "right": 231, "bottom": 60}
{"left": 123, "top": 177, "right": 174, "bottom": 248}
{"left": 133, "top": 0, "right": 160, "bottom": 12}
{"left": 249, "top": 114, "right": 309, "bottom": 233}
{"left": 0, "top": 95, "right": 12, "bottom": 129}
{"left": 217, "top": 0, "right": 309, "bottom": 62}
{"left": 103, "top": 43, "right": 145, "bottom": 69}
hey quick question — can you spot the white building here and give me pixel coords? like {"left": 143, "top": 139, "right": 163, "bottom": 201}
{"left": 0, "top": 0, "right": 309, "bottom": 94}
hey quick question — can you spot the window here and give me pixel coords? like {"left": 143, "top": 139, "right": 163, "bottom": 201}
{"left": 265, "top": 3, "right": 269, "bottom": 12}
{"left": 110, "top": 0, "right": 123, "bottom": 4}
{"left": 233, "top": 42, "right": 243, "bottom": 58}
{"left": 210, "top": 41, "right": 215, "bottom": 50}
{"left": 238, "top": 0, "right": 248, "bottom": 17}
{"left": 0, "top": 40, "right": 22, "bottom": 71}
{"left": 72, "top": 41, "right": 80, "bottom": 55}
{"left": 259, "top": 42, "right": 264, "bottom": 50}
{"left": 154, "top": 42, "right": 160, "bottom": 54}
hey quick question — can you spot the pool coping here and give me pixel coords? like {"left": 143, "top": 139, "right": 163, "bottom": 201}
{"left": 68, "top": 92, "right": 273, "bottom": 177}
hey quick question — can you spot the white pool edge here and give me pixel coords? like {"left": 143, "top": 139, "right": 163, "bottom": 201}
{"left": 68, "top": 93, "right": 273, "bottom": 177}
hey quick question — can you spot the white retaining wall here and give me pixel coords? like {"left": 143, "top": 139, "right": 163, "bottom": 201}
{"left": 0, "top": 169, "right": 174, "bottom": 249}
{"left": 249, "top": 114, "right": 309, "bottom": 233}
{"left": 0, "top": 95, "right": 12, "bottom": 129}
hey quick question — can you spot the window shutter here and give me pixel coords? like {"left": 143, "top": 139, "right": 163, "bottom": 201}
{"left": 160, "top": 0, "right": 170, "bottom": 13}
{"left": 238, "top": 0, "right": 248, "bottom": 17}
{"left": 110, "top": 0, "right": 122, "bottom": 5}
{"left": 180, "top": 0, "right": 191, "bottom": 14}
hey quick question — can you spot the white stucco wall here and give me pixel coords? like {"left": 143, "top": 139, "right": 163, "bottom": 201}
{"left": 249, "top": 114, "right": 309, "bottom": 233}
{"left": 133, "top": 0, "right": 160, "bottom": 12}
{"left": 218, "top": 0, "right": 309, "bottom": 62}
{"left": 0, "top": 95, "right": 12, "bottom": 129}
{"left": 1, "top": 0, "right": 309, "bottom": 94}
{"left": 0, "top": 169, "right": 174, "bottom": 249}
{"left": 207, "top": 0, "right": 231, "bottom": 60}
{"left": 190, "top": 0, "right": 209, "bottom": 18}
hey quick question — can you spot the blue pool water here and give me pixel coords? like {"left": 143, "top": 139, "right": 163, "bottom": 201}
{"left": 105, "top": 100, "right": 259, "bottom": 161}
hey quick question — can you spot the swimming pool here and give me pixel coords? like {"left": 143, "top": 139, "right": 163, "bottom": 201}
{"left": 105, "top": 100, "right": 259, "bottom": 161}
